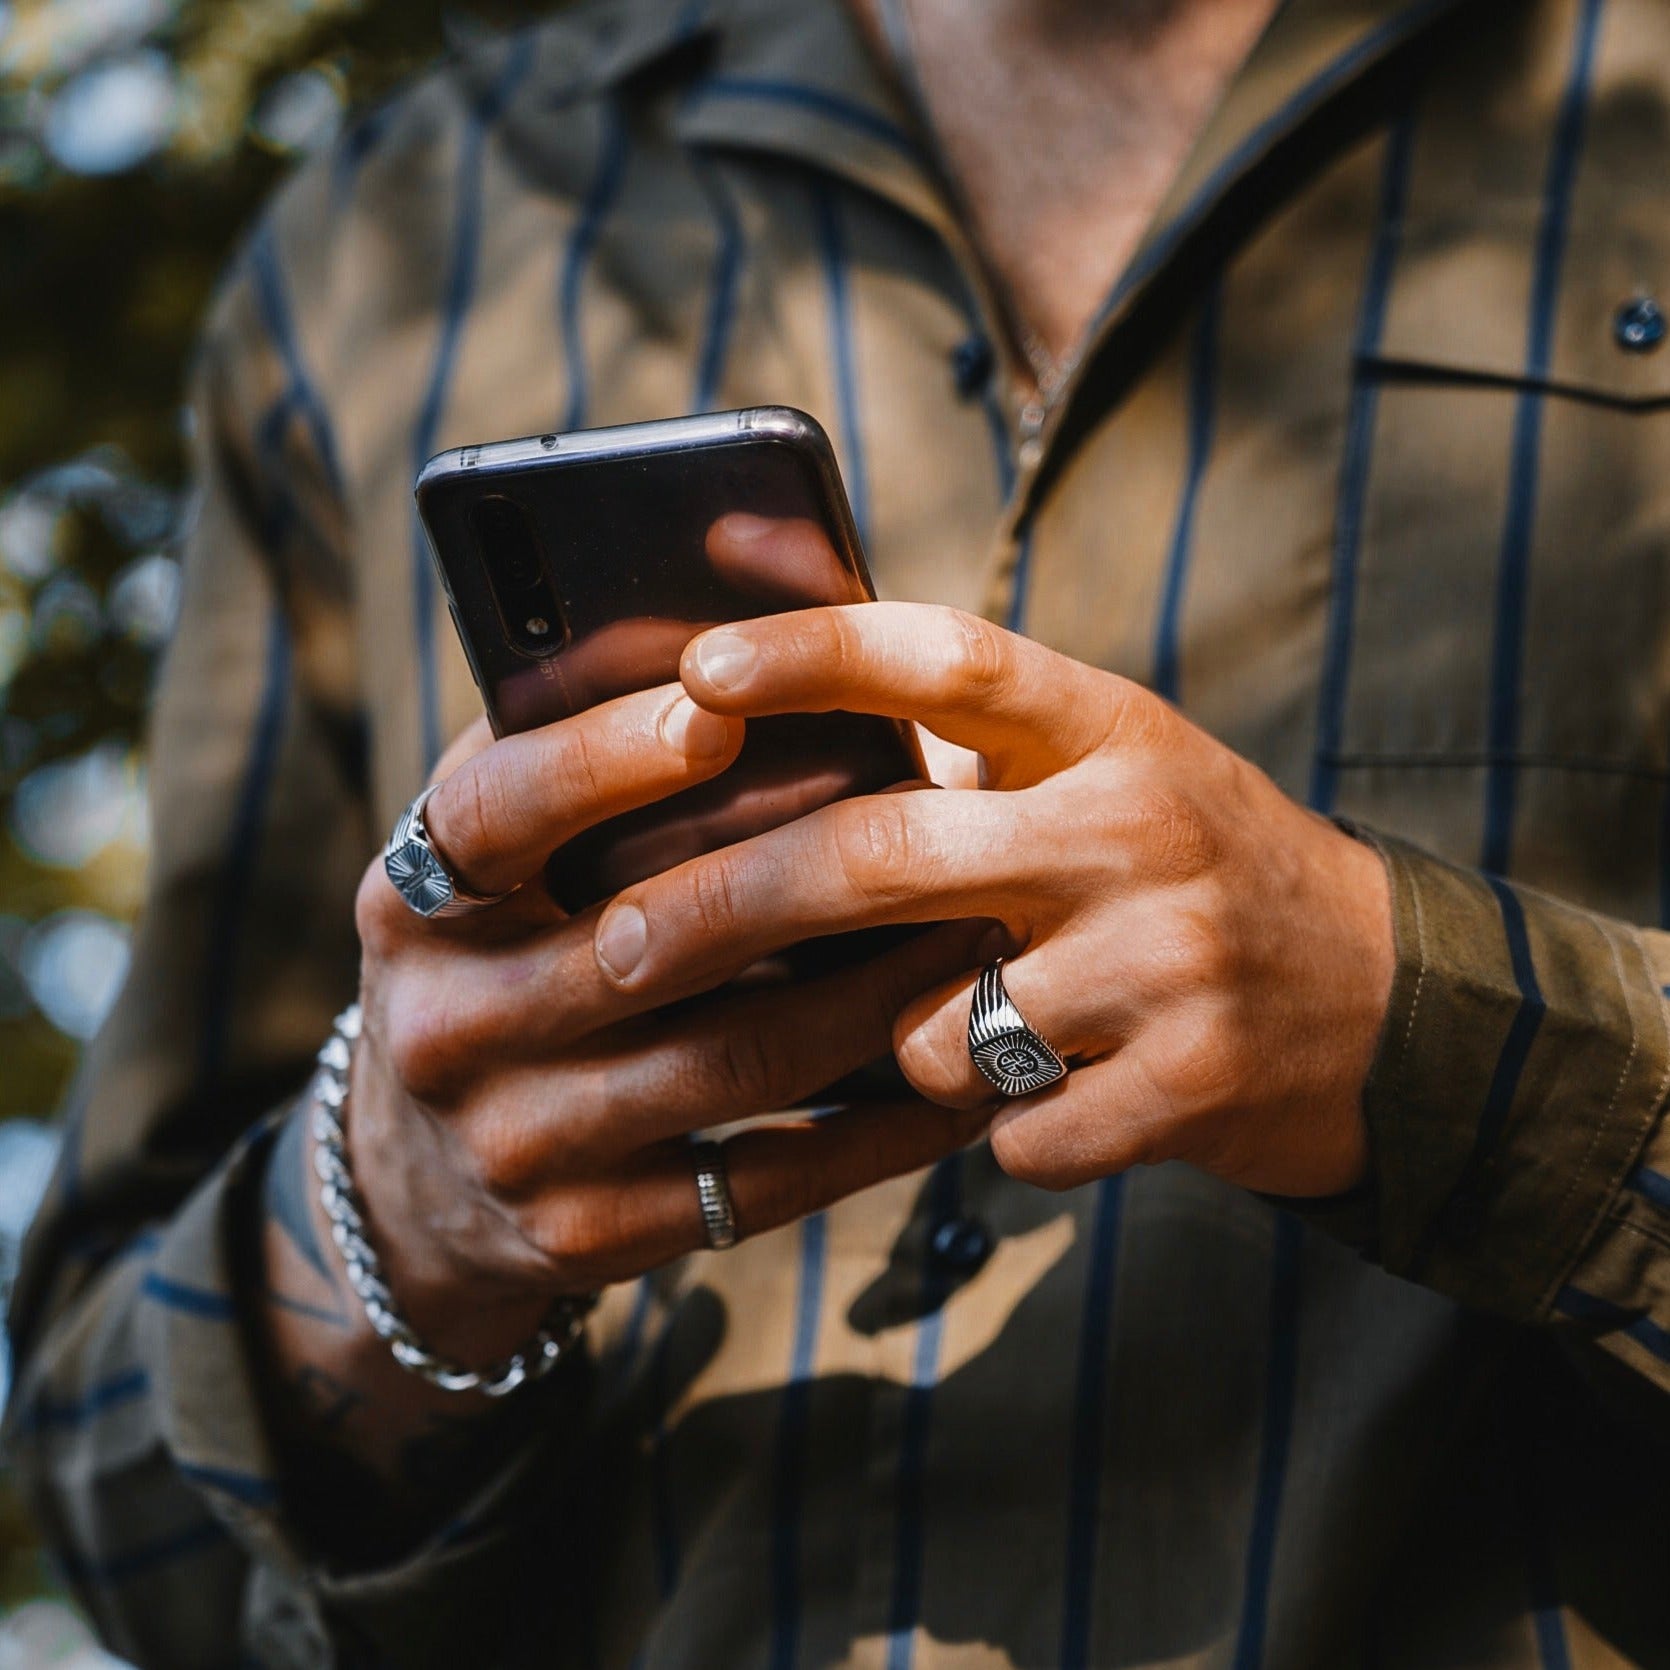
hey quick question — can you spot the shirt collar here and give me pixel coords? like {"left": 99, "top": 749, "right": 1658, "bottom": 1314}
{"left": 571, "top": 0, "right": 1474, "bottom": 259}
{"left": 565, "top": 0, "right": 1477, "bottom": 477}
{"left": 544, "top": 0, "right": 945, "bottom": 230}
{"left": 1105, "top": 0, "right": 1474, "bottom": 331}
{"left": 1024, "top": 0, "right": 1478, "bottom": 514}
{"left": 665, "top": 0, "right": 947, "bottom": 232}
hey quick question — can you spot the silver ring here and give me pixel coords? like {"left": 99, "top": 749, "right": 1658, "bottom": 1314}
{"left": 384, "top": 783, "right": 518, "bottom": 920}
{"left": 693, "top": 1141, "right": 738, "bottom": 1250}
{"left": 967, "top": 959, "right": 1068, "bottom": 1098}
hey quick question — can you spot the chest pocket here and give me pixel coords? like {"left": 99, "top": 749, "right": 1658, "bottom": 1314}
{"left": 1325, "top": 201, "right": 1670, "bottom": 905}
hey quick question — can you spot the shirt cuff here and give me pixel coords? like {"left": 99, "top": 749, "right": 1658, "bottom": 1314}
{"left": 141, "top": 1108, "right": 592, "bottom": 1657}
{"left": 1350, "top": 828, "right": 1670, "bottom": 1322}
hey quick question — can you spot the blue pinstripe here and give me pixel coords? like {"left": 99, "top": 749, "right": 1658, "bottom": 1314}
{"left": 1057, "top": 1175, "right": 1127, "bottom": 1668}
{"left": 695, "top": 77, "right": 917, "bottom": 160}
{"left": 140, "top": 1272, "right": 236, "bottom": 1322}
{"left": 247, "top": 225, "right": 347, "bottom": 497}
{"left": 1231, "top": 1212, "right": 1305, "bottom": 1670}
{"left": 812, "top": 182, "right": 870, "bottom": 544}
{"left": 691, "top": 163, "right": 744, "bottom": 412}
{"left": 411, "top": 36, "right": 538, "bottom": 769}
{"left": 1556, "top": 1285, "right": 1670, "bottom": 1364}
{"left": 769, "top": 1212, "right": 828, "bottom": 1670}
{"left": 1152, "top": 280, "right": 1223, "bottom": 704}
{"left": 883, "top": 1158, "right": 962, "bottom": 1670}
{"left": 1480, "top": 0, "right": 1605, "bottom": 875}
{"left": 20, "top": 1366, "right": 149, "bottom": 1435}
{"left": 1310, "top": 107, "right": 1419, "bottom": 814}
{"left": 1409, "top": 876, "right": 1547, "bottom": 1275}
{"left": 177, "top": 1460, "right": 281, "bottom": 1509}
{"left": 1006, "top": 519, "right": 1037, "bottom": 635}
{"left": 62, "top": 1517, "right": 229, "bottom": 1588}
{"left": 197, "top": 607, "right": 291, "bottom": 1093}
{"left": 1628, "top": 1165, "right": 1670, "bottom": 1213}
{"left": 559, "top": 101, "right": 632, "bottom": 432}
{"left": 1475, "top": 876, "right": 1548, "bottom": 1151}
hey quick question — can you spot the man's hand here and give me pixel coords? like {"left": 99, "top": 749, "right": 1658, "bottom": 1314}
{"left": 259, "top": 680, "right": 990, "bottom": 1543}
{"left": 586, "top": 591, "right": 1395, "bottom": 1201}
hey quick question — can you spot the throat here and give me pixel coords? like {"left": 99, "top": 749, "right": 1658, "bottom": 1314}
{"left": 855, "top": 0, "right": 1281, "bottom": 380}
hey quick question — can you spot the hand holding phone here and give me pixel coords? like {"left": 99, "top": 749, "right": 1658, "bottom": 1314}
{"left": 418, "top": 409, "right": 926, "bottom": 930}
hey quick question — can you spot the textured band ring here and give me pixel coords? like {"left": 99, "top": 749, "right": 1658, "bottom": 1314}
{"left": 693, "top": 1141, "right": 739, "bottom": 1250}
{"left": 384, "top": 782, "right": 518, "bottom": 920}
{"left": 967, "top": 959, "right": 1069, "bottom": 1098}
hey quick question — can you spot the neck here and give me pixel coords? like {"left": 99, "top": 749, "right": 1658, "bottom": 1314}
{"left": 848, "top": 0, "right": 1280, "bottom": 371}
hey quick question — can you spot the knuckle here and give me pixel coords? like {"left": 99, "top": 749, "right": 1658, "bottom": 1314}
{"left": 381, "top": 975, "right": 497, "bottom": 1104}
{"left": 530, "top": 1195, "right": 605, "bottom": 1273}
{"left": 1124, "top": 788, "right": 1217, "bottom": 881}
{"left": 833, "top": 800, "right": 918, "bottom": 904}
{"left": 464, "top": 1108, "right": 545, "bottom": 1198}
{"left": 439, "top": 762, "right": 510, "bottom": 880}
{"left": 687, "top": 854, "right": 742, "bottom": 938}
{"left": 938, "top": 608, "right": 1008, "bottom": 705}
{"left": 1162, "top": 907, "right": 1236, "bottom": 991}
{"left": 989, "top": 1114, "right": 1093, "bottom": 1193}
{"left": 988, "top": 1115, "right": 1057, "bottom": 1188}
{"left": 712, "top": 1023, "right": 788, "bottom": 1113}
{"left": 1104, "top": 676, "right": 1172, "bottom": 750}
{"left": 894, "top": 1013, "right": 982, "bottom": 1108}
{"left": 383, "top": 999, "right": 459, "bottom": 1103}
{"left": 354, "top": 860, "right": 402, "bottom": 956}
{"left": 547, "top": 721, "right": 608, "bottom": 821}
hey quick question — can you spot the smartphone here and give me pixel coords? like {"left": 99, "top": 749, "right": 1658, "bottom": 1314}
{"left": 416, "top": 407, "right": 926, "bottom": 950}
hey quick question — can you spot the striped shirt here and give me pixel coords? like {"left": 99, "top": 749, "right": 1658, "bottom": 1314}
{"left": 10, "top": 0, "right": 1670, "bottom": 1663}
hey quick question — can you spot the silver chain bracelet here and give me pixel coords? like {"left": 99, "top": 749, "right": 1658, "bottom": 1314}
{"left": 308, "top": 1003, "right": 597, "bottom": 1398}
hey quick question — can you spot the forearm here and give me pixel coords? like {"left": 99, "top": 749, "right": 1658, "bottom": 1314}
{"left": 251, "top": 1086, "right": 561, "bottom": 1564}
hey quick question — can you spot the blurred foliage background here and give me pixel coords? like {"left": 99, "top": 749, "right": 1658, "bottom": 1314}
{"left": 0, "top": 0, "right": 555, "bottom": 1638}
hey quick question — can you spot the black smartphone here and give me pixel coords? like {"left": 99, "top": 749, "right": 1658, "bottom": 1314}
{"left": 416, "top": 407, "right": 926, "bottom": 948}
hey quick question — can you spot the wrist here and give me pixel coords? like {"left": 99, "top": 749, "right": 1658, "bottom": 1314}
{"left": 335, "top": 1020, "right": 578, "bottom": 1374}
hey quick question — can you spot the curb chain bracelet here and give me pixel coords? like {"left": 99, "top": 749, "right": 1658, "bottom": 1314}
{"left": 308, "top": 1003, "right": 597, "bottom": 1398}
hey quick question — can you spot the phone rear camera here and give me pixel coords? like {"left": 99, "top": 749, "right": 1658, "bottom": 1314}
{"left": 473, "top": 496, "right": 544, "bottom": 590}
{"left": 470, "top": 495, "right": 569, "bottom": 657}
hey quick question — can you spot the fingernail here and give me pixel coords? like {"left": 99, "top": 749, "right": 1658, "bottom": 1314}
{"left": 595, "top": 904, "right": 647, "bottom": 981}
{"left": 721, "top": 512, "right": 775, "bottom": 542}
{"left": 662, "top": 696, "right": 733, "bottom": 760}
{"left": 692, "top": 629, "right": 757, "bottom": 693}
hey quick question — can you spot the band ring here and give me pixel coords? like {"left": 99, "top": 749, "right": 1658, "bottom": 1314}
{"left": 693, "top": 1140, "right": 739, "bottom": 1251}
{"left": 384, "top": 782, "right": 519, "bottom": 920}
{"left": 967, "top": 959, "right": 1069, "bottom": 1098}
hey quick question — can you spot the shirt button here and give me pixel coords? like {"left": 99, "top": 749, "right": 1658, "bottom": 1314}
{"left": 950, "top": 334, "right": 995, "bottom": 399}
{"left": 929, "top": 1215, "right": 993, "bottom": 1275}
{"left": 1614, "top": 295, "right": 1666, "bottom": 353}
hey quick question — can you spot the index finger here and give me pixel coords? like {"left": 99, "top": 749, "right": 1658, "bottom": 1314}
{"left": 680, "top": 601, "right": 1119, "bottom": 776}
{"left": 422, "top": 683, "right": 744, "bottom": 899}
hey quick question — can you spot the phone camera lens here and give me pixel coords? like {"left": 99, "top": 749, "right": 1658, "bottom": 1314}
{"left": 469, "top": 495, "right": 570, "bottom": 657}
{"left": 473, "top": 496, "right": 543, "bottom": 590}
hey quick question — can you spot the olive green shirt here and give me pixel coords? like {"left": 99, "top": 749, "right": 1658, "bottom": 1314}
{"left": 10, "top": 0, "right": 1670, "bottom": 1663}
